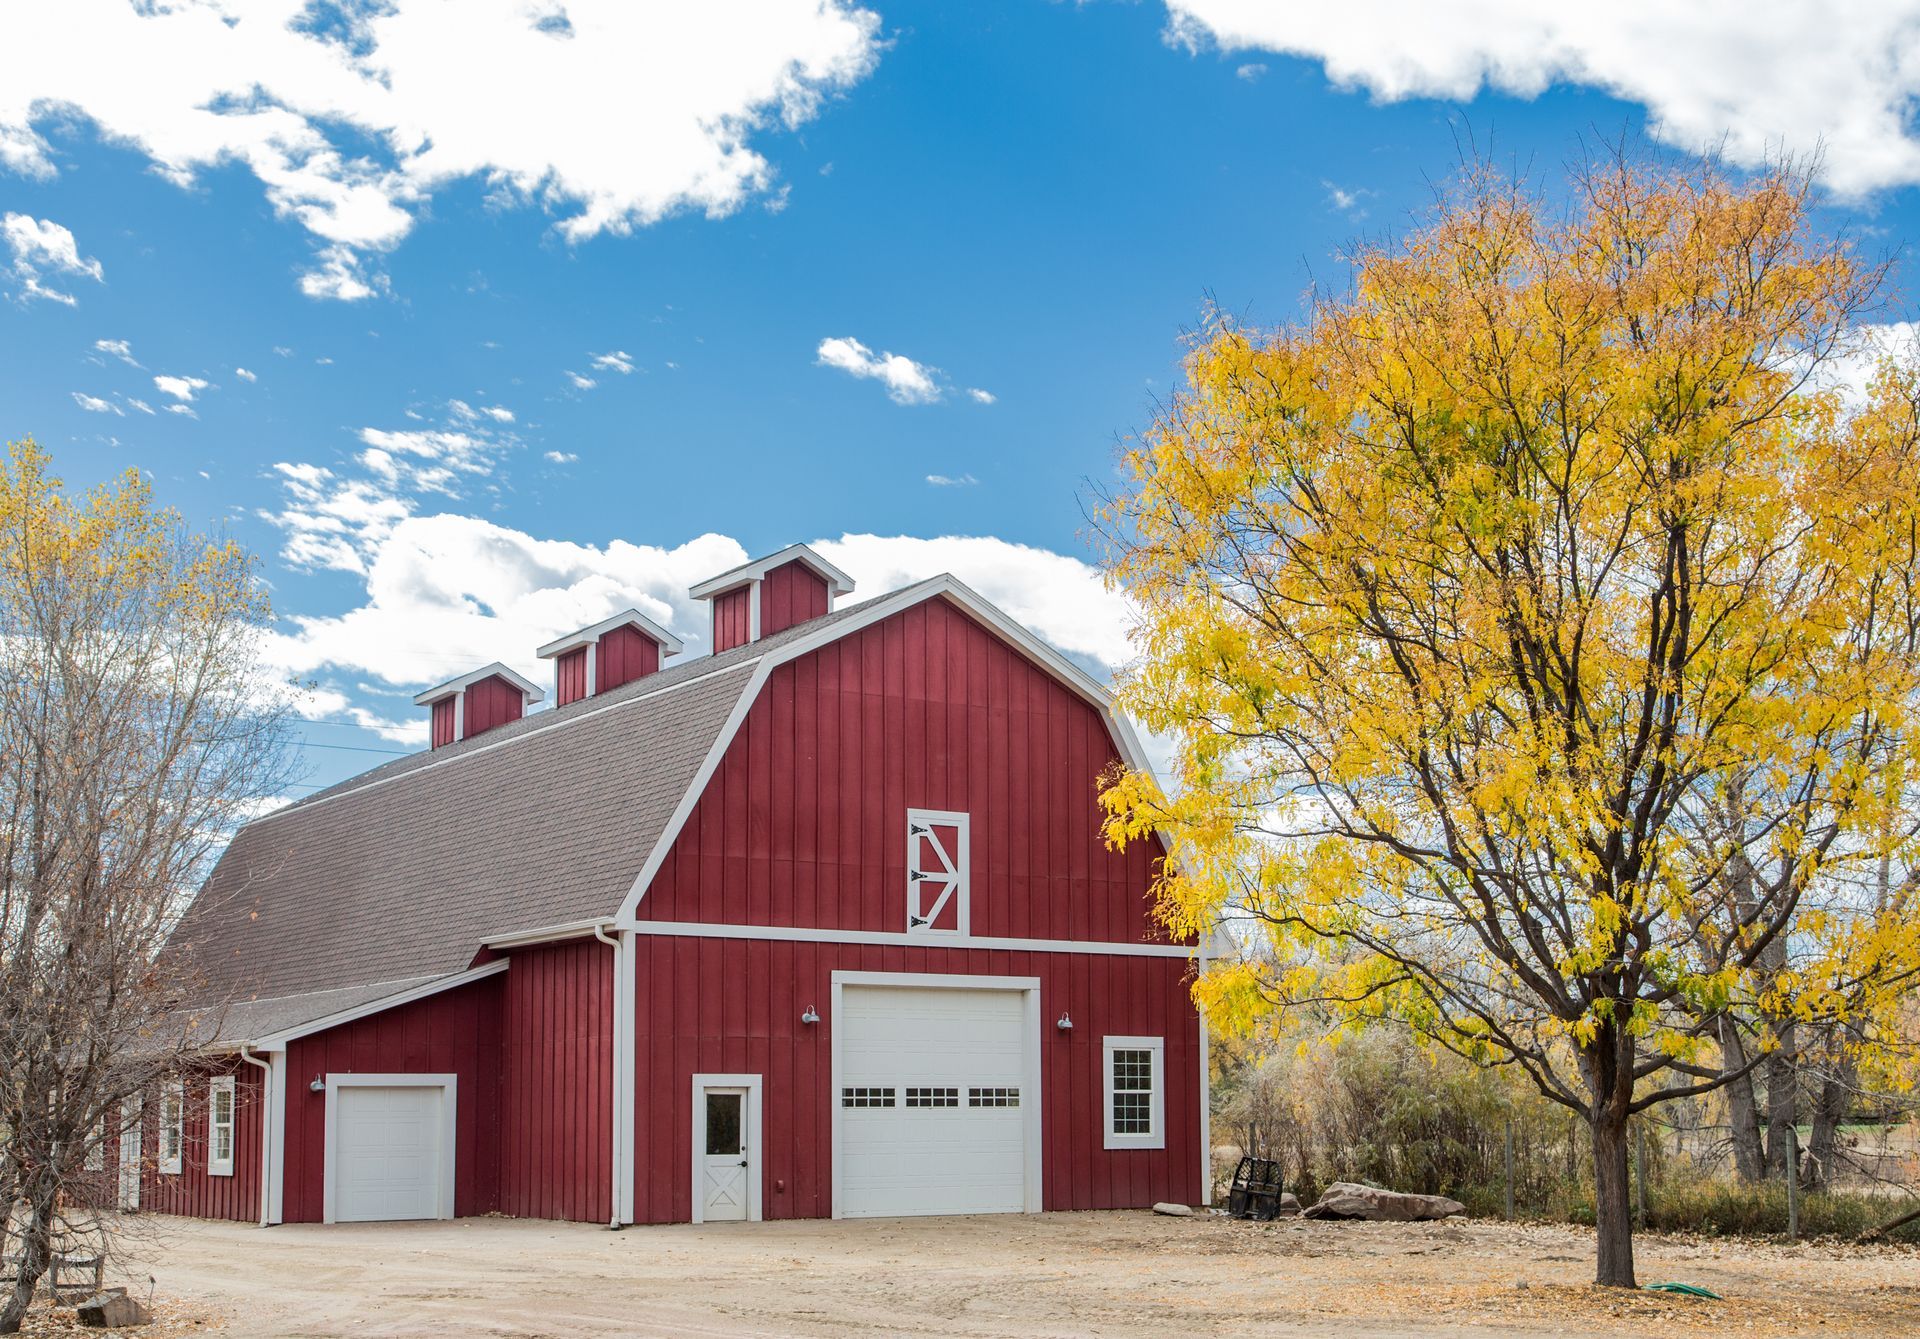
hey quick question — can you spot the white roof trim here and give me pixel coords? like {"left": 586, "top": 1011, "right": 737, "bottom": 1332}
{"left": 481, "top": 917, "right": 611, "bottom": 949}
{"left": 688, "top": 542, "right": 856, "bottom": 599}
{"left": 413, "top": 661, "right": 546, "bottom": 706}
{"left": 536, "top": 608, "right": 685, "bottom": 660}
{"left": 247, "top": 960, "right": 510, "bottom": 1050}
{"left": 614, "top": 574, "right": 1156, "bottom": 924}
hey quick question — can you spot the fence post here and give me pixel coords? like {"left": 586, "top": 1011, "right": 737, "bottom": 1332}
{"left": 1504, "top": 1120, "right": 1516, "bottom": 1220}
{"left": 1787, "top": 1126, "right": 1800, "bottom": 1241}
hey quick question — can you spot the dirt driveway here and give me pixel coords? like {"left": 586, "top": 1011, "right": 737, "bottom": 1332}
{"left": 57, "top": 1211, "right": 1920, "bottom": 1338}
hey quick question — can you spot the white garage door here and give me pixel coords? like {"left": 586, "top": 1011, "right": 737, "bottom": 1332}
{"left": 332, "top": 1084, "right": 447, "bottom": 1222}
{"left": 838, "top": 984, "right": 1032, "bottom": 1218}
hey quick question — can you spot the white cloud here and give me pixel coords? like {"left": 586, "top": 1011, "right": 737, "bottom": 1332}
{"left": 154, "top": 374, "right": 210, "bottom": 402}
{"left": 2, "top": 212, "right": 102, "bottom": 304}
{"left": 125, "top": 397, "right": 155, "bottom": 415}
{"left": 591, "top": 350, "right": 636, "bottom": 374}
{"left": 1235, "top": 62, "right": 1267, "bottom": 82}
{"left": 451, "top": 398, "right": 514, "bottom": 424}
{"left": 235, "top": 366, "right": 257, "bottom": 382}
{"left": 0, "top": 1, "right": 885, "bottom": 298}
{"left": 566, "top": 370, "right": 597, "bottom": 390}
{"left": 71, "top": 391, "right": 120, "bottom": 414}
{"left": 965, "top": 387, "right": 996, "bottom": 405}
{"left": 926, "top": 472, "right": 978, "bottom": 487}
{"left": 94, "top": 337, "right": 139, "bottom": 366}
{"left": 1163, "top": 2, "right": 1920, "bottom": 198}
{"left": 1324, "top": 180, "right": 1370, "bottom": 218}
{"left": 1816, "top": 321, "right": 1920, "bottom": 404}
{"left": 816, "top": 336, "right": 943, "bottom": 405}
{"left": 544, "top": 450, "right": 579, "bottom": 464}
{"left": 165, "top": 403, "right": 199, "bottom": 419}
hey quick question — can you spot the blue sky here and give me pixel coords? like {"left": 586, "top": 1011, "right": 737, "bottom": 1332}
{"left": 3, "top": 1, "right": 1918, "bottom": 797}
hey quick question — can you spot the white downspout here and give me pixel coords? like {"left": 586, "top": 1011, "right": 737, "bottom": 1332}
{"left": 592, "top": 923, "right": 624, "bottom": 1229}
{"left": 238, "top": 1045, "right": 272, "bottom": 1227}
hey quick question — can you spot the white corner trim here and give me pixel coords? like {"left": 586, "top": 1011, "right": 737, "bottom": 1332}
{"left": 828, "top": 971, "right": 1043, "bottom": 1218}
{"left": 266, "top": 1051, "right": 287, "bottom": 1223}
{"left": 249, "top": 960, "right": 510, "bottom": 1050}
{"left": 748, "top": 580, "right": 761, "bottom": 642}
{"left": 690, "top": 1073, "right": 763, "bottom": 1225}
{"left": 322, "top": 1073, "right": 458, "bottom": 1224}
{"left": 1197, "top": 939, "right": 1212, "bottom": 1207}
{"left": 619, "top": 919, "right": 1193, "bottom": 958}
{"left": 1102, "top": 1035, "right": 1166, "bottom": 1151}
{"left": 618, "top": 930, "right": 637, "bottom": 1225}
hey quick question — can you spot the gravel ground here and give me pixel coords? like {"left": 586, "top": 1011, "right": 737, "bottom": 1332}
{"left": 19, "top": 1210, "right": 1920, "bottom": 1338}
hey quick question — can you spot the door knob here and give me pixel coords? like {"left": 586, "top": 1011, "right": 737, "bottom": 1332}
{"left": 738, "top": 1159, "right": 748, "bottom": 1167}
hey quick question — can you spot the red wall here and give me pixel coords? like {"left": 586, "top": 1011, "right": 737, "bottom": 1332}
{"left": 630, "top": 936, "right": 1200, "bottom": 1223}
{"left": 555, "top": 646, "right": 589, "bottom": 706}
{"left": 711, "top": 586, "right": 752, "bottom": 652}
{"left": 500, "top": 940, "right": 613, "bottom": 1224}
{"left": 281, "top": 973, "right": 506, "bottom": 1222}
{"left": 141, "top": 1057, "right": 263, "bottom": 1222}
{"left": 431, "top": 696, "right": 456, "bottom": 749}
{"left": 596, "top": 625, "right": 661, "bottom": 694}
{"left": 639, "top": 595, "right": 1172, "bottom": 943}
{"left": 464, "top": 675, "right": 525, "bottom": 737}
{"left": 761, "top": 561, "right": 829, "bottom": 637}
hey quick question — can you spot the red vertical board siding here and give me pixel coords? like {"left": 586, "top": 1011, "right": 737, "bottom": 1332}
{"left": 139, "top": 1057, "right": 263, "bottom": 1222}
{"left": 555, "top": 647, "right": 589, "bottom": 706}
{"left": 499, "top": 939, "right": 612, "bottom": 1224}
{"left": 463, "top": 675, "right": 525, "bottom": 737}
{"left": 596, "top": 625, "right": 661, "bottom": 693}
{"left": 431, "top": 696, "right": 457, "bottom": 749}
{"left": 760, "top": 561, "right": 829, "bottom": 637}
{"left": 628, "top": 937, "right": 1200, "bottom": 1222}
{"left": 711, "top": 586, "right": 752, "bottom": 652}
{"left": 638, "top": 595, "right": 1174, "bottom": 945}
{"left": 279, "top": 973, "right": 506, "bottom": 1222}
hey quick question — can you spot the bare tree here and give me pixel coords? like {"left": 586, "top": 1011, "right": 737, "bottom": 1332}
{"left": 0, "top": 439, "right": 294, "bottom": 1332}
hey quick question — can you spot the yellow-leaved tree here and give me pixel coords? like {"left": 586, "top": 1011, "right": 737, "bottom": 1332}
{"left": 1099, "top": 158, "right": 1920, "bottom": 1287}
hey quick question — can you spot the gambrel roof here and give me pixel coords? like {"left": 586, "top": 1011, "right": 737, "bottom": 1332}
{"left": 171, "top": 575, "right": 1150, "bottom": 1046}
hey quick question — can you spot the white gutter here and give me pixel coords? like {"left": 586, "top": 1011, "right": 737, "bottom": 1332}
{"left": 238, "top": 1045, "right": 273, "bottom": 1227}
{"left": 591, "top": 922, "right": 625, "bottom": 1230}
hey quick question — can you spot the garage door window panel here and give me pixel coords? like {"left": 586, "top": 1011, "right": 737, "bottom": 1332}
{"left": 1103, "top": 1036, "right": 1165, "bottom": 1150}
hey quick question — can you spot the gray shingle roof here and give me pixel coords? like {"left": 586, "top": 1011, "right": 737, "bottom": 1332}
{"left": 169, "top": 585, "right": 944, "bottom": 1044}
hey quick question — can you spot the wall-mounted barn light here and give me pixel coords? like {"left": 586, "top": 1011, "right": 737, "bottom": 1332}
{"left": 308, "top": 1075, "right": 326, "bottom": 1093}
{"left": 1055, "top": 1012, "right": 1073, "bottom": 1032}
{"left": 800, "top": 1005, "right": 821, "bottom": 1025}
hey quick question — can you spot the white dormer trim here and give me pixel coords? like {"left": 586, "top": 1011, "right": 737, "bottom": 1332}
{"left": 687, "top": 543, "right": 856, "bottom": 602}
{"left": 412, "top": 661, "right": 546, "bottom": 707}
{"left": 536, "top": 608, "right": 685, "bottom": 661}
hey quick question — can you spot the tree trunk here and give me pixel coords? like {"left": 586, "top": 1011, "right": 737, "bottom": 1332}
{"left": 1763, "top": 1017, "right": 1799, "bottom": 1180}
{"left": 1718, "top": 1015, "right": 1766, "bottom": 1181}
{"left": 1592, "top": 1105, "right": 1638, "bottom": 1288}
{"left": 0, "top": 1175, "right": 54, "bottom": 1334}
{"left": 1805, "top": 1034, "right": 1857, "bottom": 1194}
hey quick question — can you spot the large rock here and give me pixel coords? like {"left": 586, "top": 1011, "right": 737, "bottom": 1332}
{"left": 1300, "top": 1181, "right": 1465, "bottom": 1222}
{"left": 75, "top": 1290, "right": 151, "bottom": 1329}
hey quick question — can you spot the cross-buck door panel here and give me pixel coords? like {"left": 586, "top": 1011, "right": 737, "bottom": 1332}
{"left": 906, "top": 809, "right": 969, "bottom": 935}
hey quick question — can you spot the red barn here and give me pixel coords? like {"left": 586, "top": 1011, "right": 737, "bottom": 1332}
{"left": 144, "top": 545, "right": 1205, "bottom": 1227}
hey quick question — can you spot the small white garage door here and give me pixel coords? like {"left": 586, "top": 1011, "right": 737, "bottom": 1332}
{"left": 837, "top": 983, "right": 1032, "bottom": 1218}
{"left": 332, "top": 1084, "right": 448, "bottom": 1222}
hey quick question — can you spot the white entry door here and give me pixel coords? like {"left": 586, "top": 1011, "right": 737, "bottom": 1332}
{"left": 836, "top": 980, "right": 1036, "bottom": 1218}
{"left": 330, "top": 1082, "right": 450, "bottom": 1222}
{"left": 700, "top": 1087, "right": 750, "bottom": 1222}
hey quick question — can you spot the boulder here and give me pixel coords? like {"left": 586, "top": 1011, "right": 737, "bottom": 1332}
{"left": 1300, "top": 1182, "right": 1464, "bottom": 1222}
{"left": 1152, "top": 1202, "right": 1192, "bottom": 1217}
{"left": 75, "top": 1290, "right": 151, "bottom": 1329}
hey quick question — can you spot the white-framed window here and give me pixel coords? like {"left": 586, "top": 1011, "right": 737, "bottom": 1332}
{"left": 83, "top": 1120, "right": 104, "bottom": 1172}
{"left": 1102, "top": 1035, "right": 1165, "bottom": 1150}
{"left": 159, "top": 1081, "right": 184, "bottom": 1175}
{"left": 207, "top": 1076, "right": 235, "bottom": 1177}
{"left": 906, "top": 809, "right": 969, "bottom": 935}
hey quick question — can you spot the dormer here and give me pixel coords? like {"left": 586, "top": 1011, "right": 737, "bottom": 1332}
{"left": 536, "top": 608, "right": 685, "bottom": 707}
{"left": 413, "top": 662, "right": 544, "bottom": 749}
{"left": 688, "top": 543, "right": 855, "bottom": 652}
